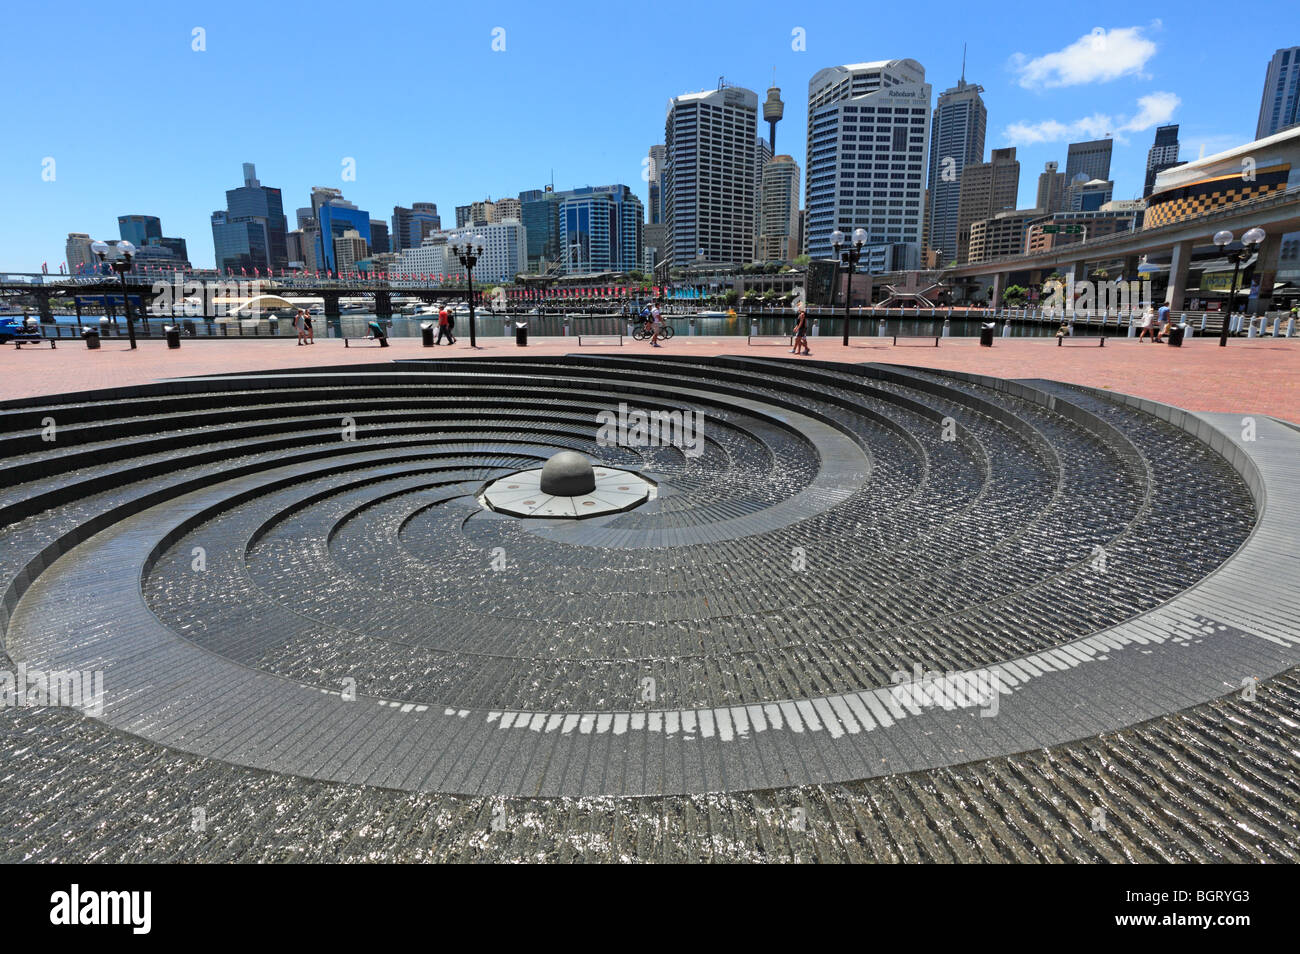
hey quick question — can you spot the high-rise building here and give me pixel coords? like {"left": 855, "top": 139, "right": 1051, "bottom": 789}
{"left": 286, "top": 230, "right": 306, "bottom": 267}
{"left": 1064, "top": 138, "right": 1113, "bottom": 186}
{"left": 926, "top": 73, "right": 986, "bottom": 268}
{"left": 369, "top": 221, "right": 390, "bottom": 255}
{"left": 1143, "top": 124, "right": 1181, "bottom": 198}
{"left": 966, "top": 208, "right": 1042, "bottom": 263}
{"left": 117, "top": 215, "right": 162, "bottom": 247}
{"left": 1067, "top": 175, "right": 1114, "bottom": 212}
{"left": 65, "top": 233, "right": 96, "bottom": 273}
{"left": 310, "top": 186, "right": 370, "bottom": 274}
{"left": 753, "top": 135, "right": 773, "bottom": 257}
{"left": 1256, "top": 47, "right": 1300, "bottom": 139}
{"left": 469, "top": 200, "right": 495, "bottom": 226}
{"left": 1035, "top": 161, "right": 1067, "bottom": 214}
{"left": 647, "top": 145, "right": 666, "bottom": 224}
{"left": 442, "top": 220, "right": 527, "bottom": 283}
{"left": 520, "top": 188, "right": 561, "bottom": 272}
{"left": 758, "top": 156, "right": 801, "bottom": 261}
{"left": 804, "top": 59, "right": 931, "bottom": 272}
{"left": 955, "top": 147, "right": 1019, "bottom": 263}
{"left": 454, "top": 205, "right": 471, "bottom": 228}
{"left": 664, "top": 84, "right": 759, "bottom": 266}
{"left": 556, "top": 185, "right": 643, "bottom": 274}
{"left": 492, "top": 198, "right": 521, "bottom": 223}
{"left": 211, "top": 163, "right": 288, "bottom": 275}
{"left": 391, "top": 203, "right": 441, "bottom": 251}
{"left": 333, "top": 229, "right": 369, "bottom": 274}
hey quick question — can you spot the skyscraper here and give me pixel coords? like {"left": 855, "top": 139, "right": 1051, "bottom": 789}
{"left": 753, "top": 135, "right": 773, "bottom": 258}
{"left": 391, "top": 203, "right": 441, "bottom": 251}
{"left": 804, "top": 59, "right": 931, "bottom": 271}
{"left": 758, "top": 155, "right": 801, "bottom": 261}
{"left": 309, "top": 186, "right": 370, "bottom": 274}
{"left": 211, "top": 163, "right": 288, "bottom": 275}
{"left": 521, "top": 188, "right": 561, "bottom": 272}
{"left": 955, "top": 147, "right": 1019, "bottom": 263}
{"left": 647, "top": 145, "right": 666, "bottom": 225}
{"left": 926, "top": 71, "right": 987, "bottom": 267}
{"left": 1035, "top": 161, "right": 1067, "bottom": 214}
{"left": 1143, "top": 124, "right": 1181, "bottom": 198}
{"left": 117, "top": 215, "right": 162, "bottom": 247}
{"left": 556, "top": 185, "right": 643, "bottom": 274}
{"left": 65, "top": 233, "right": 95, "bottom": 273}
{"left": 664, "top": 84, "right": 759, "bottom": 265}
{"left": 369, "top": 221, "right": 390, "bottom": 255}
{"left": 1064, "top": 138, "right": 1113, "bottom": 185}
{"left": 1256, "top": 47, "right": 1300, "bottom": 139}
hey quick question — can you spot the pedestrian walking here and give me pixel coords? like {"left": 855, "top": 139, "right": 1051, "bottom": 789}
{"left": 436, "top": 306, "right": 454, "bottom": 345}
{"left": 792, "top": 302, "right": 811, "bottom": 355}
{"left": 1136, "top": 306, "right": 1159, "bottom": 342}
{"left": 1157, "top": 302, "right": 1172, "bottom": 340}
{"left": 303, "top": 310, "right": 314, "bottom": 345}
{"left": 294, "top": 308, "right": 308, "bottom": 346}
{"left": 649, "top": 300, "right": 663, "bottom": 347}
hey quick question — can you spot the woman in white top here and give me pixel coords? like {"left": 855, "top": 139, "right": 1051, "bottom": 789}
{"left": 1136, "top": 307, "right": 1158, "bottom": 342}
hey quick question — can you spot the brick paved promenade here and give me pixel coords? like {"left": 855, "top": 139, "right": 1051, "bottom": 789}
{"left": 4, "top": 333, "right": 1298, "bottom": 422}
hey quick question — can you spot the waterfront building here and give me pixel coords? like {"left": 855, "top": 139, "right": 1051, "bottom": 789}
{"left": 758, "top": 155, "right": 801, "bottom": 261}
{"left": 556, "top": 185, "right": 643, "bottom": 274}
{"left": 665, "top": 84, "right": 759, "bottom": 266}
{"left": 804, "top": 59, "right": 931, "bottom": 272}
{"left": 926, "top": 72, "right": 986, "bottom": 268}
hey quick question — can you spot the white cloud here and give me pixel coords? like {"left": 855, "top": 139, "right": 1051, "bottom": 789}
{"left": 1011, "top": 26, "right": 1158, "bottom": 89}
{"left": 1004, "top": 92, "right": 1180, "bottom": 146}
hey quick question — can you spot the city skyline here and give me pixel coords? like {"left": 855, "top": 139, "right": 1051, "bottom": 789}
{"left": 3, "top": 0, "right": 1290, "bottom": 271}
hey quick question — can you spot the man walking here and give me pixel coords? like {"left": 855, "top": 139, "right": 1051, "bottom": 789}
{"left": 436, "top": 305, "right": 454, "bottom": 345}
{"left": 649, "top": 300, "right": 663, "bottom": 348}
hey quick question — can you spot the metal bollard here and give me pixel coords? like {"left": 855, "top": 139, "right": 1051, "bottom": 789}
{"left": 1272, "top": 316, "right": 1282, "bottom": 337}
{"left": 811, "top": 319, "right": 819, "bottom": 336}
{"left": 941, "top": 318, "right": 950, "bottom": 337}
{"left": 1127, "top": 319, "right": 1136, "bottom": 338}
{"left": 1001, "top": 321, "right": 1010, "bottom": 337}
{"left": 1288, "top": 317, "right": 1296, "bottom": 338}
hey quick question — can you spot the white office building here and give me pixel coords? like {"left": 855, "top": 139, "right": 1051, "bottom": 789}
{"left": 664, "top": 85, "right": 759, "bottom": 266}
{"left": 804, "top": 59, "right": 931, "bottom": 272}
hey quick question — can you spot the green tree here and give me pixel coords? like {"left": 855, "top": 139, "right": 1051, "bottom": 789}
{"left": 1003, "top": 284, "right": 1028, "bottom": 305}
{"left": 793, "top": 254, "right": 811, "bottom": 267}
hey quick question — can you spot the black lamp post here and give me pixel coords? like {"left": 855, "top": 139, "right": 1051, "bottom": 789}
{"left": 91, "top": 239, "right": 137, "bottom": 349}
{"left": 1213, "top": 227, "right": 1266, "bottom": 347}
{"left": 831, "top": 227, "right": 867, "bottom": 346}
{"left": 449, "top": 233, "right": 484, "bottom": 347}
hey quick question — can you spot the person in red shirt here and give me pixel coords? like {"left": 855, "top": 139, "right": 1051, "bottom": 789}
{"left": 436, "top": 306, "right": 454, "bottom": 345}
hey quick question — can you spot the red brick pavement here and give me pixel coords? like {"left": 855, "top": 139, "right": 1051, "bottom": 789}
{"left": 3, "top": 334, "right": 1298, "bottom": 423}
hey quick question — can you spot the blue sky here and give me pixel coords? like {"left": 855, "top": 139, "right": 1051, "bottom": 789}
{"left": 4, "top": 0, "right": 1291, "bottom": 270}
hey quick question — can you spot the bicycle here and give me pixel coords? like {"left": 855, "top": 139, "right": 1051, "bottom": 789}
{"left": 631, "top": 321, "right": 675, "bottom": 341}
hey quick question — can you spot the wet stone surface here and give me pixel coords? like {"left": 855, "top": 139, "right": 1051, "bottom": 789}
{"left": 0, "top": 356, "right": 1291, "bottom": 860}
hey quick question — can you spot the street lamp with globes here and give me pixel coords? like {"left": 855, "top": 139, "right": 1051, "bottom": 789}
{"left": 1213, "top": 227, "right": 1266, "bottom": 347}
{"left": 832, "top": 227, "right": 868, "bottom": 346}
{"left": 91, "top": 239, "right": 138, "bottom": 350}
{"left": 448, "top": 233, "right": 485, "bottom": 347}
